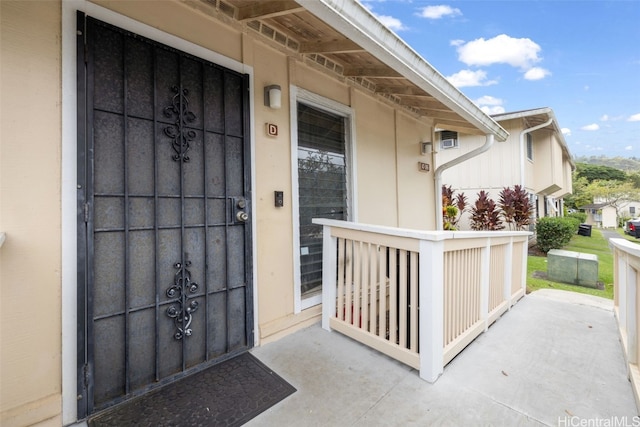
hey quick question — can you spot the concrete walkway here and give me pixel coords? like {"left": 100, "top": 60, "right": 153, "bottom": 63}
{"left": 249, "top": 290, "right": 638, "bottom": 426}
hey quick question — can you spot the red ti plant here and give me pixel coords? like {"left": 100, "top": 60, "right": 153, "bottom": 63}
{"left": 470, "top": 190, "right": 504, "bottom": 231}
{"left": 499, "top": 185, "right": 534, "bottom": 230}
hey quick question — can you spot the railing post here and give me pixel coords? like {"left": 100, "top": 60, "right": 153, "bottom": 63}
{"left": 504, "top": 238, "right": 514, "bottom": 309}
{"left": 619, "top": 255, "right": 628, "bottom": 336}
{"left": 480, "top": 240, "right": 490, "bottom": 331}
{"left": 321, "top": 225, "right": 337, "bottom": 332}
{"left": 419, "top": 239, "right": 444, "bottom": 383}
{"left": 627, "top": 264, "right": 637, "bottom": 365}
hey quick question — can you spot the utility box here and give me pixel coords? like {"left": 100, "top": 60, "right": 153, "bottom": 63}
{"left": 547, "top": 249, "right": 598, "bottom": 288}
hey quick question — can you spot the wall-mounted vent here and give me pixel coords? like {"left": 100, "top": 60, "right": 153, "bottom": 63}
{"left": 440, "top": 131, "right": 458, "bottom": 149}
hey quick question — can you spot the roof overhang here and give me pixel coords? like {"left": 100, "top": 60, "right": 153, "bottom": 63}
{"left": 208, "top": 0, "right": 508, "bottom": 140}
{"left": 492, "top": 107, "right": 575, "bottom": 169}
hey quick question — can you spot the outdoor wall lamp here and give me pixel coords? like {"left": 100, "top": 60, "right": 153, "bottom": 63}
{"left": 420, "top": 141, "right": 432, "bottom": 155}
{"left": 264, "top": 85, "right": 282, "bottom": 109}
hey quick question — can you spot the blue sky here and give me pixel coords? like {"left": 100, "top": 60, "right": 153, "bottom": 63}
{"left": 360, "top": 0, "right": 640, "bottom": 159}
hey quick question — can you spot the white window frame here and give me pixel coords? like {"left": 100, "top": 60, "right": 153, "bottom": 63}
{"left": 526, "top": 133, "right": 534, "bottom": 161}
{"left": 290, "top": 86, "right": 357, "bottom": 313}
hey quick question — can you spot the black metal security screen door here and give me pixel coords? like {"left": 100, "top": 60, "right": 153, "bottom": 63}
{"left": 76, "top": 14, "right": 253, "bottom": 418}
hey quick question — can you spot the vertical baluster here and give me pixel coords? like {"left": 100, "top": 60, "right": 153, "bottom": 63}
{"left": 337, "top": 238, "right": 345, "bottom": 321}
{"left": 389, "top": 248, "right": 397, "bottom": 345}
{"left": 345, "top": 240, "right": 353, "bottom": 325}
{"left": 361, "top": 242, "right": 370, "bottom": 331}
{"left": 410, "top": 251, "right": 418, "bottom": 352}
{"left": 353, "top": 241, "right": 362, "bottom": 327}
{"left": 399, "top": 249, "right": 408, "bottom": 348}
{"left": 379, "top": 246, "right": 387, "bottom": 340}
{"left": 369, "top": 244, "right": 378, "bottom": 335}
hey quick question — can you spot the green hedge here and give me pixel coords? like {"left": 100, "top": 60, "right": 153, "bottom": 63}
{"left": 566, "top": 211, "right": 587, "bottom": 223}
{"left": 536, "top": 217, "right": 581, "bottom": 253}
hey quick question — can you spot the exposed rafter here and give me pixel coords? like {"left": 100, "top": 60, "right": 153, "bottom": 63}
{"left": 236, "top": 1, "right": 304, "bottom": 21}
{"left": 418, "top": 110, "right": 474, "bottom": 123}
{"left": 433, "top": 120, "right": 484, "bottom": 135}
{"left": 214, "top": 0, "right": 507, "bottom": 138}
{"left": 375, "top": 85, "right": 436, "bottom": 98}
{"left": 402, "top": 98, "right": 451, "bottom": 110}
{"left": 342, "top": 66, "right": 403, "bottom": 78}
{"left": 299, "top": 39, "right": 364, "bottom": 54}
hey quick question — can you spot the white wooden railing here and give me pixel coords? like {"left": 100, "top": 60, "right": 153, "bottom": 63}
{"left": 315, "top": 219, "right": 531, "bottom": 382}
{"left": 610, "top": 238, "right": 640, "bottom": 410}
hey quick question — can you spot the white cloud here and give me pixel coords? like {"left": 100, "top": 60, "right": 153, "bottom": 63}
{"left": 561, "top": 128, "right": 571, "bottom": 136}
{"left": 455, "top": 34, "right": 542, "bottom": 69}
{"left": 446, "top": 69, "right": 498, "bottom": 88}
{"left": 600, "top": 114, "right": 609, "bottom": 121}
{"left": 450, "top": 39, "right": 465, "bottom": 47}
{"left": 474, "top": 95, "right": 503, "bottom": 106}
{"left": 524, "top": 67, "right": 551, "bottom": 80}
{"left": 584, "top": 85, "right": 590, "bottom": 91}
{"left": 581, "top": 123, "right": 600, "bottom": 131}
{"left": 628, "top": 113, "right": 640, "bottom": 122}
{"left": 626, "top": 145, "right": 634, "bottom": 151}
{"left": 374, "top": 14, "right": 407, "bottom": 31}
{"left": 418, "top": 5, "right": 462, "bottom": 19}
{"left": 480, "top": 105, "right": 506, "bottom": 115}
{"left": 473, "top": 95, "right": 505, "bottom": 115}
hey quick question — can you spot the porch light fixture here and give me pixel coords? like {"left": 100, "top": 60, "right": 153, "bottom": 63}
{"left": 264, "top": 85, "right": 282, "bottom": 109}
{"left": 420, "top": 141, "right": 432, "bottom": 155}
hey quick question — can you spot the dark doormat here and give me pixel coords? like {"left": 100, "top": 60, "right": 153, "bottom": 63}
{"left": 89, "top": 352, "right": 296, "bottom": 427}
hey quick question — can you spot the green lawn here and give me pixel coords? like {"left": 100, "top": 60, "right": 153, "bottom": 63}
{"left": 527, "top": 228, "right": 621, "bottom": 299}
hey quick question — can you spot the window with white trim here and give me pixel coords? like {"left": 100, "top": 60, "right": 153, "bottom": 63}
{"left": 526, "top": 133, "right": 533, "bottom": 161}
{"left": 291, "top": 89, "right": 354, "bottom": 311}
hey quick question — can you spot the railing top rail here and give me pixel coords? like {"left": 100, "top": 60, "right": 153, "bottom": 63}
{"left": 610, "top": 238, "right": 640, "bottom": 258}
{"left": 312, "top": 218, "right": 532, "bottom": 242}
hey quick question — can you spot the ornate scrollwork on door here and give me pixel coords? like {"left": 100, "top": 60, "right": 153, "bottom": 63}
{"left": 163, "top": 86, "right": 196, "bottom": 162}
{"left": 166, "top": 260, "right": 199, "bottom": 340}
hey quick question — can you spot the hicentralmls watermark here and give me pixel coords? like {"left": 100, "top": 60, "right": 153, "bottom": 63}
{"left": 558, "top": 416, "right": 640, "bottom": 427}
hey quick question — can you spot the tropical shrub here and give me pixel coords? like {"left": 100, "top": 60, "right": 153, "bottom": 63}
{"left": 442, "top": 185, "right": 467, "bottom": 230}
{"left": 536, "top": 217, "right": 579, "bottom": 253}
{"left": 566, "top": 211, "right": 587, "bottom": 223}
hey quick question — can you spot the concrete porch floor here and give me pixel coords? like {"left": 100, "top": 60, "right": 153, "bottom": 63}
{"left": 248, "top": 290, "right": 638, "bottom": 426}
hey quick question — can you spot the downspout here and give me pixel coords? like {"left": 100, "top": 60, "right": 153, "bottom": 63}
{"left": 435, "top": 134, "right": 495, "bottom": 230}
{"left": 519, "top": 118, "right": 553, "bottom": 188}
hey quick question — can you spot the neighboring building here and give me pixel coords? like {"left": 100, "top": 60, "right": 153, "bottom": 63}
{"left": 438, "top": 108, "right": 574, "bottom": 229}
{"left": 0, "top": 1, "right": 513, "bottom": 425}
{"left": 580, "top": 203, "right": 617, "bottom": 228}
{"left": 621, "top": 201, "right": 640, "bottom": 220}
{"left": 580, "top": 199, "right": 640, "bottom": 228}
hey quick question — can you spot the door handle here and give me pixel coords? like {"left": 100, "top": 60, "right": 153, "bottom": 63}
{"left": 236, "top": 211, "right": 249, "bottom": 222}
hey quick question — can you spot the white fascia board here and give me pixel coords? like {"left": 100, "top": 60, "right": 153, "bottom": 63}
{"left": 492, "top": 107, "right": 553, "bottom": 122}
{"left": 494, "top": 107, "right": 574, "bottom": 168}
{"left": 297, "top": 0, "right": 508, "bottom": 142}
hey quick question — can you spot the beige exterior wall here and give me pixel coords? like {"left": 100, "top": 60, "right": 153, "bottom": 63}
{"left": 1, "top": 1, "right": 440, "bottom": 424}
{"left": 602, "top": 206, "right": 618, "bottom": 228}
{"left": 438, "top": 116, "right": 572, "bottom": 227}
{"left": 532, "top": 129, "right": 559, "bottom": 196}
{"left": 1, "top": 1, "right": 63, "bottom": 426}
{"left": 395, "top": 112, "right": 435, "bottom": 230}
{"left": 552, "top": 155, "right": 574, "bottom": 199}
{"left": 437, "top": 120, "right": 521, "bottom": 194}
